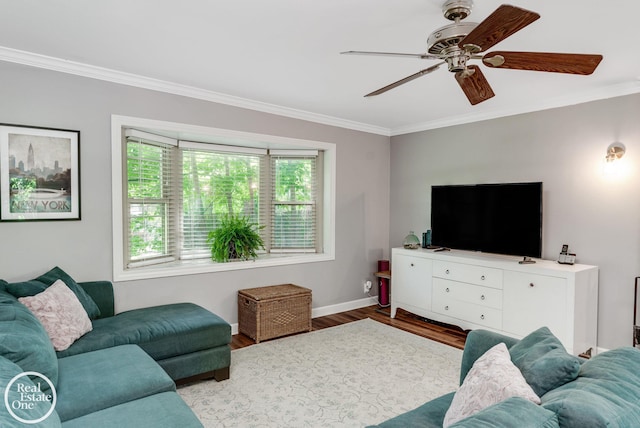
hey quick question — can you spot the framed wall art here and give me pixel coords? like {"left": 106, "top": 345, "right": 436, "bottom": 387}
{"left": 0, "top": 124, "right": 80, "bottom": 221}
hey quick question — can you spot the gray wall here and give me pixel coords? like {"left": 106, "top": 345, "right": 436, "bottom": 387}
{"left": 0, "top": 61, "right": 391, "bottom": 323}
{"left": 2, "top": 58, "right": 637, "bottom": 351}
{"left": 390, "top": 93, "right": 640, "bottom": 350}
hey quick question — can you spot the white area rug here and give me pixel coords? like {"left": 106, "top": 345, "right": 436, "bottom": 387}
{"left": 178, "top": 318, "right": 462, "bottom": 427}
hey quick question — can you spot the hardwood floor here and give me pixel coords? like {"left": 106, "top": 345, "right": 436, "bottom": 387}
{"left": 231, "top": 305, "right": 468, "bottom": 350}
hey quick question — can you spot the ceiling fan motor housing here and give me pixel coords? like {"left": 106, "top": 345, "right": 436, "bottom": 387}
{"left": 427, "top": 22, "right": 477, "bottom": 72}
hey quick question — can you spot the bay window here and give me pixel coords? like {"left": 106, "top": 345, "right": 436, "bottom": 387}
{"left": 112, "top": 116, "right": 335, "bottom": 281}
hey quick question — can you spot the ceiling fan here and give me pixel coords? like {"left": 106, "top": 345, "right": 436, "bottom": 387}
{"left": 342, "top": 0, "right": 603, "bottom": 105}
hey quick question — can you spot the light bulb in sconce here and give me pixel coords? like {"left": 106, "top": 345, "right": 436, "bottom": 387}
{"left": 602, "top": 142, "right": 629, "bottom": 178}
{"left": 605, "top": 142, "right": 625, "bottom": 163}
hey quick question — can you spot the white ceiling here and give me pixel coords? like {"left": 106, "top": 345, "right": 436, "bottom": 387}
{"left": 1, "top": 0, "right": 639, "bottom": 136}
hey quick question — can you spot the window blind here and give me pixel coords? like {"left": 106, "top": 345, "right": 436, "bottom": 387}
{"left": 180, "top": 142, "right": 265, "bottom": 258}
{"left": 124, "top": 130, "right": 178, "bottom": 267}
{"left": 270, "top": 152, "right": 318, "bottom": 252}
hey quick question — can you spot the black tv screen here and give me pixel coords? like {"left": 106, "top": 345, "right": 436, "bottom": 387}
{"left": 430, "top": 182, "right": 542, "bottom": 258}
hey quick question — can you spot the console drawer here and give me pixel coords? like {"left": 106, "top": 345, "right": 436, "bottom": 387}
{"left": 433, "top": 278, "right": 502, "bottom": 310}
{"left": 432, "top": 292, "right": 502, "bottom": 330}
{"left": 433, "top": 260, "right": 503, "bottom": 289}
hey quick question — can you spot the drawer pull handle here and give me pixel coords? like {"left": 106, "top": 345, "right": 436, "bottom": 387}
{"left": 481, "top": 275, "right": 485, "bottom": 280}
{"left": 410, "top": 263, "right": 414, "bottom": 267}
{"left": 445, "top": 287, "right": 450, "bottom": 293}
{"left": 445, "top": 269, "right": 450, "bottom": 274}
{"left": 445, "top": 305, "right": 449, "bottom": 311}
{"left": 480, "top": 314, "right": 485, "bottom": 320}
{"left": 529, "top": 283, "right": 535, "bottom": 288}
{"left": 480, "top": 295, "right": 485, "bottom": 300}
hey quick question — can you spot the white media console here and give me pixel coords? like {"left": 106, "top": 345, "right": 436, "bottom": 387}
{"left": 391, "top": 247, "right": 599, "bottom": 355}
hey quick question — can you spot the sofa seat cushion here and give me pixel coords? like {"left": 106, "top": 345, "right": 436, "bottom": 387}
{"left": 0, "top": 355, "right": 61, "bottom": 427}
{"left": 449, "top": 397, "right": 559, "bottom": 428}
{"left": 541, "top": 347, "right": 640, "bottom": 428}
{"left": 55, "top": 344, "right": 175, "bottom": 421}
{"left": 0, "top": 290, "right": 59, "bottom": 390}
{"left": 61, "top": 392, "right": 203, "bottom": 428}
{"left": 56, "top": 303, "right": 231, "bottom": 360}
{"left": 367, "top": 392, "right": 455, "bottom": 428}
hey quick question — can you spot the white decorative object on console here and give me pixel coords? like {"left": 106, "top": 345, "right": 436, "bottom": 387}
{"left": 391, "top": 247, "right": 599, "bottom": 355}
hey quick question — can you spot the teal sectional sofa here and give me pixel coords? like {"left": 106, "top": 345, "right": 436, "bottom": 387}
{"left": 370, "top": 328, "right": 640, "bottom": 427}
{"left": 0, "top": 269, "right": 231, "bottom": 427}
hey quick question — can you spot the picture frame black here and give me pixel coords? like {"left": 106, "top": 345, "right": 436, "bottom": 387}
{"left": 0, "top": 123, "right": 80, "bottom": 221}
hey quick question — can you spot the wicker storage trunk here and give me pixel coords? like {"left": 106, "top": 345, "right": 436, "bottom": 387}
{"left": 238, "top": 284, "right": 312, "bottom": 343}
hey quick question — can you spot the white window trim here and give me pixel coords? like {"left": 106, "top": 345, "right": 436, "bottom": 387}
{"left": 111, "top": 114, "right": 336, "bottom": 282}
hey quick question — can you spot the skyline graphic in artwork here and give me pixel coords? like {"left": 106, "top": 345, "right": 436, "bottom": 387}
{"left": 9, "top": 135, "right": 70, "bottom": 179}
{"left": 8, "top": 133, "right": 73, "bottom": 213}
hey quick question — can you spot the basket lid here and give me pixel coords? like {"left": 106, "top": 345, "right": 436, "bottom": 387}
{"left": 239, "top": 284, "right": 311, "bottom": 301}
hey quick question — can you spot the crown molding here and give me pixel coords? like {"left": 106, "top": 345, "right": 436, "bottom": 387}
{"left": 390, "top": 80, "right": 640, "bottom": 136}
{"left": 2, "top": 46, "right": 637, "bottom": 139}
{"left": 0, "top": 46, "right": 390, "bottom": 137}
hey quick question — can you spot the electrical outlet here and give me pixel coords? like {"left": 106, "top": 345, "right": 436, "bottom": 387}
{"left": 363, "top": 280, "right": 372, "bottom": 293}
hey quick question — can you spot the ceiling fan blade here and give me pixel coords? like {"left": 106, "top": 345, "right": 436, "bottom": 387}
{"left": 455, "top": 65, "right": 495, "bottom": 105}
{"left": 365, "top": 62, "right": 445, "bottom": 97}
{"left": 459, "top": 5, "right": 540, "bottom": 53}
{"left": 341, "top": 50, "right": 439, "bottom": 60}
{"left": 483, "top": 51, "right": 603, "bottom": 75}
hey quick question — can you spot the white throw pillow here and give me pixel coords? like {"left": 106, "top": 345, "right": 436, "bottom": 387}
{"left": 443, "top": 342, "right": 540, "bottom": 427}
{"left": 19, "top": 279, "right": 92, "bottom": 351}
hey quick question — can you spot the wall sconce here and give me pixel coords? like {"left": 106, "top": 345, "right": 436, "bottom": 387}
{"left": 605, "top": 142, "right": 625, "bottom": 163}
{"left": 602, "top": 142, "right": 629, "bottom": 179}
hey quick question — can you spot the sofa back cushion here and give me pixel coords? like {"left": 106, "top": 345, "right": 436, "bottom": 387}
{"left": 0, "top": 355, "right": 61, "bottom": 427}
{"left": 0, "top": 290, "right": 59, "bottom": 391}
{"left": 509, "top": 327, "right": 582, "bottom": 397}
{"left": 459, "top": 329, "right": 520, "bottom": 384}
{"left": 541, "top": 347, "right": 640, "bottom": 427}
{"left": 4, "top": 267, "right": 101, "bottom": 320}
{"left": 76, "top": 281, "right": 115, "bottom": 319}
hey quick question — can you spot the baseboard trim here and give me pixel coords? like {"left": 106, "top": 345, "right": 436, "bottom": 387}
{"left": 230, "top": 296, "right": 378, "bottom": 335}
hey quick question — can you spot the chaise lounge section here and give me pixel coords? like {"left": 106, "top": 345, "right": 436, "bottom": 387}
{"left": 0, "top": 267, "right": 231, "bottom": 426}
{"left": 57, "top": 280, "right": 232, "bottom": 383}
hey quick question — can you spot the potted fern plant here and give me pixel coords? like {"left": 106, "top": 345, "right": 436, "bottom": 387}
{"left": 207, "top": 214, "right": 265, "bottom": 262}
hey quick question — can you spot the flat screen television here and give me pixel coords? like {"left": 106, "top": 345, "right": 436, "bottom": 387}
{"left": 430, "top": 182, "right": 542, "bottom": 258}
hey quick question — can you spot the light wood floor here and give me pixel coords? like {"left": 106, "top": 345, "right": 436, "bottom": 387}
{"left": 231, "top": 305, "right": 468, "bottom": 350}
